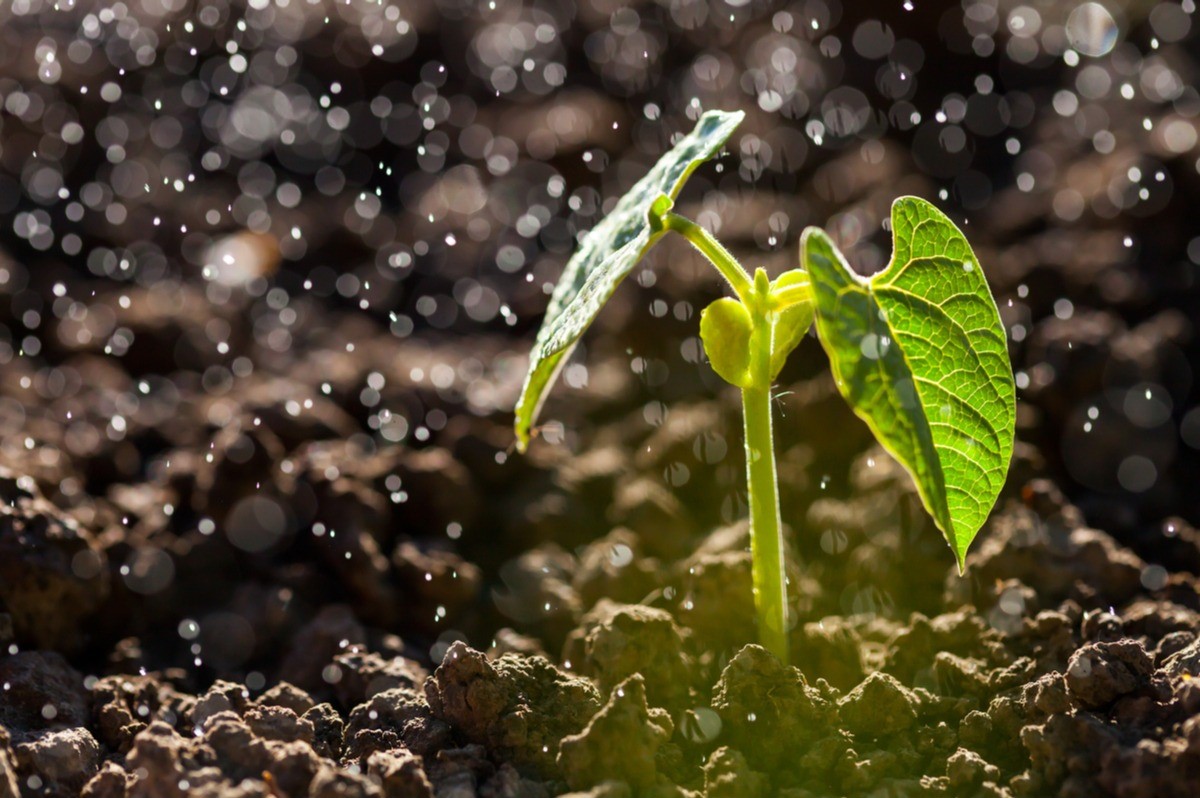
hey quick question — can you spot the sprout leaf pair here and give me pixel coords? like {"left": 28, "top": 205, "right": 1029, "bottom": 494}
{"left": 514, "top": 110, "right": 1015, "bottom": 660}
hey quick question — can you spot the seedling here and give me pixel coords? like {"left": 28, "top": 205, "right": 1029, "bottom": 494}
{"left": 514, "top": 110, "right": 1015, "bottom": 661}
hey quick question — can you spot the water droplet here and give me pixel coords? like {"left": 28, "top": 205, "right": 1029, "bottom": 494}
{"left": 1066, "top": 3, "right": 1119, "bottom": 58}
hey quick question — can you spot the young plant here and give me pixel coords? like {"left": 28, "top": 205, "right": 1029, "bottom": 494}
{"left": 514, "top": 110, "right": 1015, "bottom": 662}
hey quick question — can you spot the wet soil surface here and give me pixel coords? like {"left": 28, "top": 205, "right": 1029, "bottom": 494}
{"left": 4, "top": 1, "right": 1200, "bottom": 797}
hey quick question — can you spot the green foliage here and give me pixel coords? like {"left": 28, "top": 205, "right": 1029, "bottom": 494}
{"left": 768, "top": 270, "right": 815, "bottom": 379}
{"left": 514, "top": 109, "right": 1015, "bottom": 658}
{"left": 802, "top": 197, "right": 1016, "bottom": 571}
{"left": 700, "top": 270, "right": 814, "bottom": 390}
{"left": 700, "top": 297, "right": 754, "bottom": 388}
{"left": 513, "top": 109, "right": 744, "bottom": 451}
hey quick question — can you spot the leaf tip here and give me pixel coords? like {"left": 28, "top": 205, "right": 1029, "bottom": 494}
{"left": 799, "top": 226, "right": 845, "bottom": 279}
{"left": 705, "top": 107, "right": 746, "bottom": 124}
{"left": 798, "top": 224, "right": 823, "bottom": 246}
{"left": 798, "top": 226, "right": 821, "bottom": 262}
{"left": 891, "top": 194, "right": 931, "bottom": 212}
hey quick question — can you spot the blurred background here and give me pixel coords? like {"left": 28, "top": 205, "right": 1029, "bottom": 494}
{"left": 1, "top": 0, "right": 1199, "bottom": 675}
{"left": 7, "top": 5, "right": 1200, "bottom": 797}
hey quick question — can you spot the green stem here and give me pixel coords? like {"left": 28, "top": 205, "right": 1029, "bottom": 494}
{"left": 664, "top": 213, "right": 753, "bottom": 302}
{"left": 659, "top": 209, "right": 790, "bottom": 661}
{"left": 743, "top": 270, "right": 789, "bottom": 661}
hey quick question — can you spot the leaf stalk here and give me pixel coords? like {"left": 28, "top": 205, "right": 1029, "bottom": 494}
{"left": 662, "top": 213, "right": 753, "bottom": 303}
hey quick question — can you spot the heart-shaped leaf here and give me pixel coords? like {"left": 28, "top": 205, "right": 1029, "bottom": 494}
{"left": 700, "top": 297, "right": 753, "bottom": 388}
{"left": 514, "top": 109, "right": 744, "bottom": 450}
{"left": 802, "top": 197, "right": 1015, "bottom": 570}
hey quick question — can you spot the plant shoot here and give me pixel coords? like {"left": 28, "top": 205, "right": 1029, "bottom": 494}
{"left": 514, "top": 110, "right": 1016, "bottom": 662}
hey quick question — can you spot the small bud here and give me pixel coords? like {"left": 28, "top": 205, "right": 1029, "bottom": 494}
{"left": 700, "top": 297, "right": 753, "bottom": 388}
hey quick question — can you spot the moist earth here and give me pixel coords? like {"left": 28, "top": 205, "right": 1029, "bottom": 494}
{"left": 3, "top": 1, "right": 1200, "bottom": 797}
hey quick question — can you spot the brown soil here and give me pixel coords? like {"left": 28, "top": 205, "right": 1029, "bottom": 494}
{"left": 3, "top": 1, "right": 1200, "bottom": 797}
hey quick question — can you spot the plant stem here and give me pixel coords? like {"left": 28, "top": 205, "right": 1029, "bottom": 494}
{"left": 663, "top": 213, "right": 753, "bottom": 302}
{"left": 743, "top": 270, "right": 789, "bottom": 661}
{"left": 662, "top": 214, "right": 790, "bottom": 661}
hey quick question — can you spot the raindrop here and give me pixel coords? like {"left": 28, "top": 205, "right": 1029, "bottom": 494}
{"left": 1140, "top": 564, "right": 1168, "bottom": 591}
{"left": 178, "top": 619, "right": 200, "bottom": 640}
{"left": 1181, "top": 407, "right": 1200, "bottom": 449}
{"left": 681, "top": 708, "right": 722, "bottom": 743}
{"left": 225, "top": 495, "right": 290, "bottom": 553}
{"left": 608, "top": 544, "right": 634, "bottom": 568}
{"left": 1117, "top": 455, "right": 1157, "bottom": 493}
{"left": 820, "top": 529, "right": 848, "bottom": 554}
{"left": 998, "top": 587, "right": 1026, "bottom": 616}
{"left": 859, "top": 333, "right": 886, "bottom": 359}
{"left": 71, "top": 549, "right": 103, "bottom": 580}
{"left": 665, "top": 462, "right": 690, "bottom": 486}
{"left": 1123, "top": 384, "right": 1171, "bottom": 429}
{"left": 123, "top": 547, "right": 175, "bottom": 595}
{"left": 1066, "top": 3, "right": 1119, "bottom": 58}
{"left": 693, "top": 432, "right": 728, "bottom": 464}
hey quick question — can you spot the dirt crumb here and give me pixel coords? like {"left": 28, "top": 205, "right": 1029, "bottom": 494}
{"left": 562, "top": 600, "right": 693, "bottom": 708}
{"left": 838, "top": 671, "right": 919, "bottom": 736}
{"left": 557, "top": 674, "right": 672, "bottom": 791}
{"left": 711, "top": 645, "right": 834, "bottom": 772}
{"left": 366, "top": 749, "right": 434, "bottom": 798}
{"left": 425, "top": 642, "right": 600, "bottom": 777}
{"left": 704, "top": 746, "right": 768, "bottom": 798}
{"left": 1065, "top": 640, "right": 1160, "bottom": 709}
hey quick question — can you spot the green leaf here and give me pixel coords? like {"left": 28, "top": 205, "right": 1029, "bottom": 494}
{"left": 514, "top": 109, "right": 745, "bottom": 450}
{"left": 802, "top": 197, "right": 1015, "bottom": 571}
{"left": 700, "top": 297, "right": 753, "bottom": 388}
{"left": 768, "top": 270, "right": 815, "bottom": 379}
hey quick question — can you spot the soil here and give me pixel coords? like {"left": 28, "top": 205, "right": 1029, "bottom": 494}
{"left": 3, "top": 1, "right": 1200, "bottom": 797}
